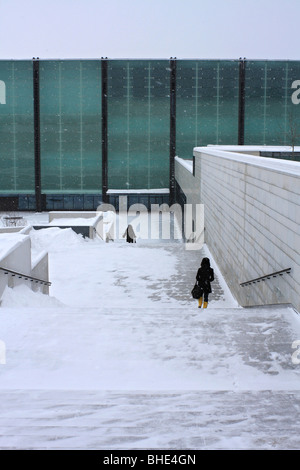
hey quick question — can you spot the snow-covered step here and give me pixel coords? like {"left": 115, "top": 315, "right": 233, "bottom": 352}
{"left": 0, "top": 305, "right": 300, "bottom": 392}
{"left": 0, "top": 389, "right": 300, "bottom": 449}
{"left": 0, "top": 305, "right": 300, "bottom": 449}
{"left": 1, "top": 227, "right": 300, "bottom": 450}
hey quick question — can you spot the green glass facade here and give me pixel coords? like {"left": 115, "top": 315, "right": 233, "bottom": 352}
{"left": 107, "top": 60, "right": 170, "bottom": 190}
{"left": 176, "top": 60, "right": 240, "bottom": 156}
{"left": 39, "top": 60, "right": 102, "bottom": 194}
{"left": 244, "top": 61, "right": 300, "bottom": 146}
{"left": 0, "top": 58, "right": 300, "bottom": 210}
{"left": 0, "top": 61, "right": 35, "bottom": 194}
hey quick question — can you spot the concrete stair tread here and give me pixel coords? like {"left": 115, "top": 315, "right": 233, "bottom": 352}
{"left": 0, "top": 389, "right": 299, "bottom": 449}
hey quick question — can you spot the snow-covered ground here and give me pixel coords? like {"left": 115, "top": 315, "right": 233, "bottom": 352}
{"left": 0, "top": 213, "right": 300, "bottom": 449}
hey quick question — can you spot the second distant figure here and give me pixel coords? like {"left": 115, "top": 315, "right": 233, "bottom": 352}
{"left": 123, "top": 224, "right": 136, "bottom": 243}
{"left": 195, "top": 257, "right": 214, "bottom": 308}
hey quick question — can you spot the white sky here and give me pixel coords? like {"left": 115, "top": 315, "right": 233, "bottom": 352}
{"left": 0, "top": 0, "right": 299, "bottom": 60}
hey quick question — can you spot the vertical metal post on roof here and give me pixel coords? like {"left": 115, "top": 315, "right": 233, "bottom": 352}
{"left": 33, "top": 58, "right": 42, "bottom": 212}
{"left": 169, "top": 57, "right": 176, "bottom": 205}
{"left": 238, "top": 57, "right": 246, "bottom": 145}
{"left": 101, "top": 57, "right": 109, "bottom": 203}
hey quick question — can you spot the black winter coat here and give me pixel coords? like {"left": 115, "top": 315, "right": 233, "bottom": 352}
{"left": 123, "top": 225, "right": 136, "bottom": 243}
{"left": 196, "top": 266, "right": 214, "bottom": 293}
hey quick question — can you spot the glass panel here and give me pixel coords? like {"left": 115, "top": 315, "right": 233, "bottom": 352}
{"left": 0, "top": 60, "right": 35, "bottom": 193}
{"left": 39, "top": 60, "right": 102, "bottom": 193}
{"left": 244, "top": 60, "right": 300, "bottom": 146}
{"left": 1, "top": 59, "right": 300, "bottom": 201}
{"left": 176, "top": 60, "right": 240, "bottom": 158}
{"left": 107, "top": 60, "right": 170, "bottom": 190}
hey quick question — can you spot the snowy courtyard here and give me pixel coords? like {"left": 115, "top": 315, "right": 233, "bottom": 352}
{"left": 0, "top": 215, "right": 300, "bottom": 449}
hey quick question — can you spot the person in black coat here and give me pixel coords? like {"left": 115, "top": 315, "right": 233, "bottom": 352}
{"left": 123, "top": 224, "right": 136, "bottom": 243}
{"left": 196, "top": 257, "right": 214, "bottom": 308}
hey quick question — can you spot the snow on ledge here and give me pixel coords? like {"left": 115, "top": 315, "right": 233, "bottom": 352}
{"left": 31, "top": 250, "right": 48, "bottom": 270}
{"left": 175, "top": 156, "right": 194, "bottom": 174}
{"left": 106, "top": 188, "right": 170, "bottom": 194}
{"left": 0, "top": 233, "right": 29, "bottom": 262}
{"left": 48, "top": 216, "right": 101, "bottom": 226}
{"left": 194, "top": 146, "right": 300, "bottom": 176}
{"left": 206, "top": 145, "right": 300, "bottom": 153}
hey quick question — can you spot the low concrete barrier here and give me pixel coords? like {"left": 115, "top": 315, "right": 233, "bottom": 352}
{"left": 34, "top": 212, "right": 103, "bottom": 239}
{"left": 0, "top": 232, "right": 50, "bottom": 300}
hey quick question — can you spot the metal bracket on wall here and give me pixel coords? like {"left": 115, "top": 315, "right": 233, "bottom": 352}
{"left": 240, "top": 268, "right": 291, "bottom": 287}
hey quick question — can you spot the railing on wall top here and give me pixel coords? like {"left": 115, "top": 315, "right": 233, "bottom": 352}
{"left": 0, "top": 266, "right": 51, "bottom": 286}
{"left": 240, "top": 268, "right": 291, "bottom": 287}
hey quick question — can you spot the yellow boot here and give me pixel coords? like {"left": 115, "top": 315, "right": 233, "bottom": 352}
{"left": 203, "top": 301, "right": 208, "bottom": 309}
{"left": 198, "top": 297, "right": 203, "bottom": 308}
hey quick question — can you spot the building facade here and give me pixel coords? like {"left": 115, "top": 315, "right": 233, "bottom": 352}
{"left": 0, "top": 58, "right": 300, "bottom": 211}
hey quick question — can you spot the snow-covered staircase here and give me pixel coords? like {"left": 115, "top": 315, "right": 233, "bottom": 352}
{"left": 0, "top": 304, "right": 300, "bottom": 449}
{"left": 1, "top": 229, "right": 300, "bottom": 449}
{"left": 1, "top": 386, "right": 300, "bottom": 450}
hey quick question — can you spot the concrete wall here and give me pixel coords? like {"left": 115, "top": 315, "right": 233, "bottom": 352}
{"left": 0, "top": 235, "right": 31, "bottom": 299}
{"left": 175, "top": 147, "right": 300, "bottom": 311}
{"left": 175, "top": 157, "right": 200, "bottom": 205}
{"left": 174, "top": 157, "right": 205, "bottom": 245}
{"left": 47, "top": 211, "right": 103, "bottom": 239}
{"left": 0, "top": 231, "right": 50, "bottom": 299}
{"left": 31, "top": 251, "right": 50, "bottom": 295}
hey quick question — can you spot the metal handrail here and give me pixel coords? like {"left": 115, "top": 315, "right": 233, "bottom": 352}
{"left": 0, "top": 266, "right": 51, "bottom": 286}
{"left": 240, "top": 268, "right": 291, "bottom": 287}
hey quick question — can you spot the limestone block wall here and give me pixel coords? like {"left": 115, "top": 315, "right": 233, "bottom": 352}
{"left": 193, "top": 147, "right": 300, "bottom": 311}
